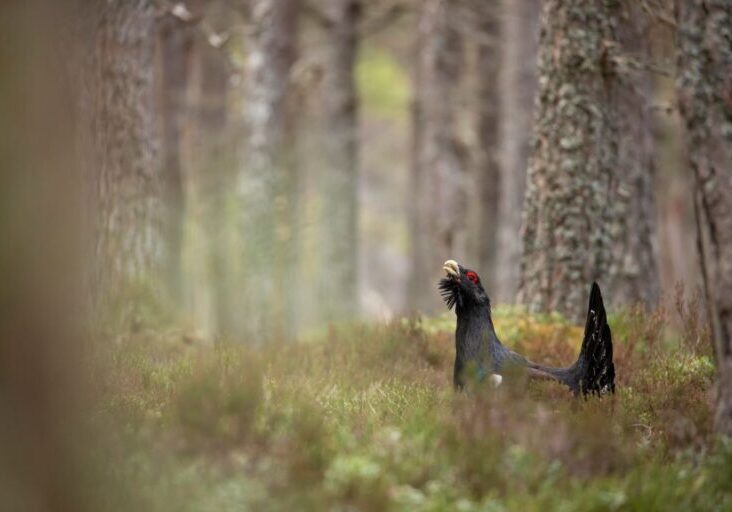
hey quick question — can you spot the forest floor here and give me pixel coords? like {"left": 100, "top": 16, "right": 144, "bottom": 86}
{"left": 84, "top": 294, "right": 732, "bottom": 511}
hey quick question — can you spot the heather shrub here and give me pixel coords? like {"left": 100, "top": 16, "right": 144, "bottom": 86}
{"left": 85, "top": 300, "right": 732, "bottom": 511}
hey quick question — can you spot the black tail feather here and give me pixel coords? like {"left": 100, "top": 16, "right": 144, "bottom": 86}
{"left": 570, "top": 282, "right": 615, "bottom": 396}
{"left": 532, "top": 282, "right": 615, "bottom": 395}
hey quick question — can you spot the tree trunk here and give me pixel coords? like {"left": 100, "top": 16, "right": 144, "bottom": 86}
{"left": 1, "top": 2, "right": 88, "bottom": 509}
{"left": 495, "top": 0, "right": 540, "bottom": 303}
{"left": 180, "top": 5, "right": 234, "bottom": 338}
{"left": 239, "top": 0, "right": 300, "bottom": 339}
{"left": 408, "top": 0, "right": 465, "bottom": 313}
{"left": 675, "top": 0, "right": 732, "bottom": 436}
{"left": 608, "top": 2, "right": 659, "bottom": 307}
{"left": 472, "top": 1, "right": 501, "bottom": 292}
{"left": 517, "top": 0, "right": 619, "bottom": 322}
{"left": 319, "top": 0, "right": 361, "bottom": 321}
{"left": 156, "top": 12, "right": 196, "bottom": 302}
{"left": 89, "top": 0, "right": 164, "bottom": 302}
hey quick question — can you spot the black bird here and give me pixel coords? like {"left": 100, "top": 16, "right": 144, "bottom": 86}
{"left": 438, "top": 260, "right": 615, "bottom": 396}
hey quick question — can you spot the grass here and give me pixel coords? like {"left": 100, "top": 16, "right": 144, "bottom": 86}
{"left": 82, "top": 299, "right": 732, "bottom": 511}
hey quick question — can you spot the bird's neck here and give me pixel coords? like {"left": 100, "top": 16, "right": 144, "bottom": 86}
{"left": 456, "top": 301, "right": 494, "bottom": 329}
{"left": 455, "top": 303, "right": 496, "bottom": 354}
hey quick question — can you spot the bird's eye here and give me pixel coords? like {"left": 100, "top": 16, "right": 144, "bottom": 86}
{"left": 466, "top": 271, "right": 479, "bottom": 284}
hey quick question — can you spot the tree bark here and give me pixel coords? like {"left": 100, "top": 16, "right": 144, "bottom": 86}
{"left": 608, "top": 2, "right": 660, "bottom": 307}
{"left": 180, "top": 4, "right": 234, "bottom": 338}
{"left": 1, "top": 2, "right": 88, "bottom": 509}
{"left": 517, "top": 0, "right": 619, "bottom": 322}
{"left": 675, "top": 0, "right": 732, "bottom": 436}
{"left": 156, "top": 12, "right": 196, "bottom": 302}
{"left": 89, "top": 0, "right": 164, "bottom": 301}
{"left": 239, "top": 0, "right": 300, "bottom": 338}
{"left": 408, "top": 0, "right": 465, "bottom": 313}
{"left": 472, "top": 1, "right": 501, "bottom": 292}
{"left": 198, "top": 42, "right": 234, "bottom": 338}
{"left": 319, "top": 0, "right": 361, "bottom": 321}
{"left": 495, "top": 0, "right": 540, "bottom": 303}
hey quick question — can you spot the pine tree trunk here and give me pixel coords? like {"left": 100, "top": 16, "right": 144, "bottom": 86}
{"left": 156, "top": 12, "right": 195, "bottom": 302}
{"left": 89, "top": 0, "right": 164, "bottom": 301}
{"left": 408, "top": 0, "right": 465, "bottom": 313}
{"left": 675, "top": 0, "right": 732, "bottom": 436}
{"left": 495, "top": 0, "right": 540, "bottom": 303}
{"left": 609, "top": 2, "right": 659, "bottom": 307}
{"left": 472, "top": 2, "right": 501, "bottom": 292}
{"left": 240, "top": 0, "right": 300, "bottom": 338}
{"left": 182, "top": 10, "right": 233, "bottom": 338}
{"left": 518, "top": 0, "right": 619, "bottom": 322}
{"left": 320, "top": 0, "right": 361, "bottom": 321}
{"left": 1, "top": 2, "right": 87, "bottom": 509}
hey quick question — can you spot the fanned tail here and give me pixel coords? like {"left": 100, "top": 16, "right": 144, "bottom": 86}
{"left": 533, "top": 282, "right": 615, "bottom": 396}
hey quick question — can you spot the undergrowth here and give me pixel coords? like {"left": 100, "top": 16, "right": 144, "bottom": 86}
{"left": 83, "top": 299, "right": 730, "bottom": 511}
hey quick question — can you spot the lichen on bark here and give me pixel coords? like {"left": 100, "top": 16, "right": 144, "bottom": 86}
{"left": 675, "top": 0, "right": 732, "bottom": 436}
{"left": 519, "top": 0, "right": 620, "bottom": 322}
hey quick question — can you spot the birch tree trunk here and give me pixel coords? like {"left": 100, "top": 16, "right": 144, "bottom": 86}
{"left": 89, "top": 0, "right": 164, "bottom": 302}
{"left": 240, "top": 0, "right": 300, "bottom": 338}
{"left": 518, "top": 0, "right": 619, "bottom": 322}
{"left": 320, "top": 0, "right": 361, "bottom": 321}
{"left": 408, "top": 0, "right": 465, "bottom": 313}
{"left": 675, "top": 0, "right": 732, "bottom": 436}
{"left": 495, "top": 0, "right": 539, "bottom": 303}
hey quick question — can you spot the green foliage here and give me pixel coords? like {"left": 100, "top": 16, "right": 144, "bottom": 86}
{"left": 84, "top": 304, "right": 730, "bottom": 511}
{"left": 357, "top": 45, "right": 410, "bottom": 119}
{"left": 93, "top": 278, "right": 180, "bottom": 338}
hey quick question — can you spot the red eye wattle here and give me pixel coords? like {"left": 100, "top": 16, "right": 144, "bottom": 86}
{"left": 466, "top": 271, "right": 479, "bottom": 284}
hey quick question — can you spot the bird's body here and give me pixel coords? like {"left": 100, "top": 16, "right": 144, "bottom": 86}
{"left": 452, "top": 299, "right": 527, "bottom": 387}
{"left": 440, "top": 260, "right": 615, "bottom": 396}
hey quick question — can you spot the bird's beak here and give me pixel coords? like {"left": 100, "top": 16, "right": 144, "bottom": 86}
{"left": 443, "top": 259, "right": 460, "bottom": 279}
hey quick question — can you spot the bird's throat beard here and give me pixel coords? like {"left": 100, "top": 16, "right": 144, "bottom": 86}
{"left": 438, "top": 276, "right": 462, "bottom": 311}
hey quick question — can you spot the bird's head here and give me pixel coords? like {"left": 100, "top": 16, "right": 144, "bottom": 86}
{"left": 438, "top": 259, "right": 490, "bottom": 312}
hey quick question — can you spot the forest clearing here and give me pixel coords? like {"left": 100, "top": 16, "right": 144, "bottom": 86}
{"left": 87, "top": 298, "right": 727, "bottom": 511}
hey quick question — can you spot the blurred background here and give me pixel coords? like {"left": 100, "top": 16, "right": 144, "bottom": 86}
{"left": 6, "top": 0, "right": 694, "bottom": 341}
{"left": 139, "top": 0, "right": 695, "bottom": 336}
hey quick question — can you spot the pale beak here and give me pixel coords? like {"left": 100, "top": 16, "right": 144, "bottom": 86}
{"left": 443, "top": 259, "right": 460, "bottom": 279}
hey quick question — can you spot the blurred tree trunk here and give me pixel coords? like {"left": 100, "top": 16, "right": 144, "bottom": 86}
{"left": 89, "top": 0, "right": 164, "bottom": 303}
{"left": 608, "top": 2, "right": 659, "bottom": 307}
{"left": 240, "top": 0, "right": 300, "bottom": 338}
{"left": 197, "top": 43, "right": 233, "bottom": 338}
{"left": 319, "top": 0, "right": 361, "bottom": 321}
{"left": 518, "top": 0, "right": 619, "bottom": 322}
{"left": 1, "top": 2, "right": 88, "bottom": 510}
{"left": 407, "top": 42, "right": 425, "bottom": 312}
{"left": 156, "top": 11, "right": 196, "bottom": 302}
{"left": 495, "top": 0, "right": 539, "bottom": 303}
{"left": 408, "top": 0, "right": 465, "bottom": 313}
{"left": 471, "top": 2, "right": 501, "bottom": 292}
{"left": 180, "top": 1, "right": 234, "bottom": 338}
{"left": 675, "top": 0, "right": 732, "bottom": 436}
